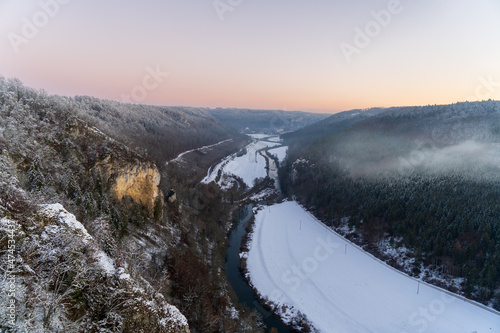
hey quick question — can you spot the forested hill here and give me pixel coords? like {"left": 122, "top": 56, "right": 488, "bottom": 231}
{"left": 281, "top": 107, "right": 387, "bottom": 148}
{"left": 208, "top": 108, "right": 330, "bottom": 133}
{"left": 71, "top": 97, "right": 242, "bottom": 164}
{"left": 280, "top": 100, "right": 500, "bottom": 310}
{"left": 284, "top": 101, "right": 500, "bottom": 157}
{"left": 0, "top": 77, "right": 262, "bottom": 332}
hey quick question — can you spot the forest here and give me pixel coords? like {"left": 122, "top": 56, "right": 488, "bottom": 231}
{"left": 281, "top": 101, "right": 500, "bottom": 309}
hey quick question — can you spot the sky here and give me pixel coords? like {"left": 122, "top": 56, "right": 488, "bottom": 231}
{"left": 1, "top": 0, "right": 499, "bottom": 113}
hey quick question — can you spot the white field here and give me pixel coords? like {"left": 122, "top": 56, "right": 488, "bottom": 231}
{"left": 224, "top": 145, "right": 267, "bottom": 187}
{"left": 266, "top": 136, "right": 283, "bottom": 143}
{"left": 246, "top": 201, "right": 500, "bottom": 333}
{"left": 202, "top": 137, "right": 280, "bottom": 187}
{"left": 268, "top": 146, "right": 288, "bottom": 163}
{"left": 248, "top": 134, "right": 270, "bottom": 139}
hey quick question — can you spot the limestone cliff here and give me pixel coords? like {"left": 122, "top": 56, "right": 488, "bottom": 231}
{"left": 64, "top": 120, "right": 163, "bottom": 213}
{"left": 95, "top": 156, "right": 162, "bottom": 213}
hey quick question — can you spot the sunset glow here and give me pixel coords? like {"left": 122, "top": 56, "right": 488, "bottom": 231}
{"left": 1, "top": 0, "right": 499, "bottom": 112}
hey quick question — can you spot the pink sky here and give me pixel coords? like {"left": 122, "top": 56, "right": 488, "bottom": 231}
{"left": 1, "top": 0, "right": 499, "bottom": 113}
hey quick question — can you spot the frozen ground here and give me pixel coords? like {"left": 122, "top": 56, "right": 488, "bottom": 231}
{"left": 268, "top": 146, "right": 288, "bottom": 163}
{"left": 246, "top": 201, "right": 500, "bottom": 333}
{"left": 266, "top": 136, "right": 283, "bottom": 143}
{"left": 202, "top": 137, "right": 280, "bottom": 187}
{"left": 248, "top": 134, "right": 271, "bottom": 139}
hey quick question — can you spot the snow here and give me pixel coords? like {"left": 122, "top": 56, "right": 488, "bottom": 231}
{"left": 222, "top": 145, "right": 267, "bottom": 187}
{"left": 248, "top": 134, "right": 269, "bottom": 139}
{"left": 167, "top": 138, "right": 232, "bottom": 164}
{"left": 40, "top": 204, "right": 93, "bottom": 243}
{"left": 115, "top": 267, "right": 131, "bottom": 281}
{"left": 268, "top": 146, "right": 288, "bottom": 163}
{"left": 97, "top": 251, "right": 115, "bottom": 274}
{"left": 0, "top": 217, "right": 16, "bottom": 228}
{"left": 266, "top": 136, "right": 282, "bottom": 142}
{"left": 202, "top": 154, "right": 233, "bottom": 184}
{"left": 40, "top": 204, "right": 118, "bottom": 276}
{"left": 246, "top": 201, "right": 500, "bottom": 333}
{"left": 202, "top": 136, "right": 280, "bottom": 187}
{"left": 249, "top": 188, "right": 278, "bottom": 201}
{"left": 159, "top": 303, "right": 190, "bottom": 328}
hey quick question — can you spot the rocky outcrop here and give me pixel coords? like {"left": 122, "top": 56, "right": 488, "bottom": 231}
{"left": 63, "top": 119, "right": 162, "bottom": 215}
{"left": 0, "top": 203, "right": 190, "bottom": 333}
{"left": 112, "top": 164, "right": 161, "bottom": 211}
{"left": 95, "top": 156, "right": 162, "bottom": 214}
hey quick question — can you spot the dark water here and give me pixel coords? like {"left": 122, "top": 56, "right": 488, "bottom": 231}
{"left": 225, "top": 204, "right": 291, "bottom": 333}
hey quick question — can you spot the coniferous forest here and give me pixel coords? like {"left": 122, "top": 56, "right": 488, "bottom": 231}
{"left": 281, "top": 102, "right": 500, "bottom": 309}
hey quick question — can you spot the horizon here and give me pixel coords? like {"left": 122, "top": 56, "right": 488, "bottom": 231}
{"left": 3, "top": 74, "right": 499, "bottom": 115}
{"left": 1, "top": 0, "right": 500, "bottom": 113}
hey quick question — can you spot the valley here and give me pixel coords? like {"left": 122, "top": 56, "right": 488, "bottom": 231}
{"left": 0, "top": 78, "right": 499, "bottom": 332}
{"left": 207, "top": 133, "right": 500, "bottom": 333}
{"left": 3, "top": 2, "right": 499, "bottom": 332}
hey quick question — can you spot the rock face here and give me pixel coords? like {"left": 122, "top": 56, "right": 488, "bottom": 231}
{"left": 113, "top": 164, "right": 161, "bottom": 211}
{"left": 96, "top": 156, "right": 162, "bottom": 213}
{"left": 62, "top": 119, "right": 162, "bottom": 215}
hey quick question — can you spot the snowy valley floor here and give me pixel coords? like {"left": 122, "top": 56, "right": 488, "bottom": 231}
{"left": 245, "top": 201, "right": 500, "bottom": 333}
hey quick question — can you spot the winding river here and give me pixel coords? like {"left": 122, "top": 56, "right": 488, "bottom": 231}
{"left": 225, "top": 204, "right": 291, "bottom": 333}
{"left": 222, "top": 136, "right": 291, "bottom": 332}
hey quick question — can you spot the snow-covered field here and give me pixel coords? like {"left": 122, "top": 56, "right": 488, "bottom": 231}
{"left": 246, "top": 201, "right": 500, "bottom": 333}
{"left": 268, "top": 146, "right": 288, "bottom": 163}
{"left": 248, "top": 134, "right": 271, "bottom": 139}
{"left": 202, "top": 137, "right": 280, "bottom": 187}
{"left": 266, "top": 136, "right": 283, "bottom": 143}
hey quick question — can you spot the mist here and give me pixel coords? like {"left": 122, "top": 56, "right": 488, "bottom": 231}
{"left": 398, "top": 140, "right": 500, "bottom": 176}
{"left": 335, "top": 138, "right": 500, "bottom": 180}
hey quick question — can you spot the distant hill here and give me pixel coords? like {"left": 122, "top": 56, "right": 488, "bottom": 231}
{"left": 281, "top": 107, "right": 387, "bottom": 149}
{"left": 284, "top": 101, "right": 500, "bottom": 173}
{"left": 71, "top": 96, "right": 242, "bottom": 164}
{"left": 208, "top": 108, "right": 330, "bottom": 134}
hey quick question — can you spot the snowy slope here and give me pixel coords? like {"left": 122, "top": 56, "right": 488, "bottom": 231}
{"left": 0, "top": 203, "right": 190, "bottom": 332}
{"left": 268, "top": 146, "right": 288, "bottom": 163}
{"left": 246, "top": 201, "right": 500, "bottom": 333}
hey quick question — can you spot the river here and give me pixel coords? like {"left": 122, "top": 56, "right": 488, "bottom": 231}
{"left": 225, "top": 204, "right": 291, "bottom": 332}
{"left": 222, "top": 136, "right": 291, "bottom": 332}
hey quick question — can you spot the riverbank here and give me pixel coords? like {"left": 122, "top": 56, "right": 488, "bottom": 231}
{"left": 225, "top": 204, "right": 292, "bottom": 333}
